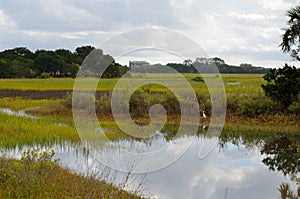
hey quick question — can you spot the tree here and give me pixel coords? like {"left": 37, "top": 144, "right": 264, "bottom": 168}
{"left": 0, "top": 59, "right": 11, "bottom": 78}
{"left": 74, "top": 45, "right": 95, "bottom": 65}
{"left": 35, "top": 51, "right": 64, "bottom": 76}
{"left": 12, "top": 47, "right": 34, "bottom": 59}
{"left": 55, "top": 49, "right": 74, "bottom": 64}
{"left": 80, "top": 48, "right": 115, "bottom": 77}
{"left": 262, "top": 64, "right": 300, "bottom": 107}
{"left": 10, "top": 57, "right": 36, "bottom": 78}
{"left": 101, "top": 62, "right": 128, "bottom": 78}
{"left": 62, "top": 63, "right": 79, "bottom": 78}
{"left": 183, "top": 59, "right": 192, "bottom": 66}
{"left": 280, "top": 4, "right": 300, "bottom": 60}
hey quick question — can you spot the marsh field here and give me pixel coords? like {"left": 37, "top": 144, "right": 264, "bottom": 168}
{"left": 0, "top": 73, "right": 299, "bottom": 199}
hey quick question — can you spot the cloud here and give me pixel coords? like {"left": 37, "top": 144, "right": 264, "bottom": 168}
{"left": 0, "top": 0, "right": 184, "bottom": 32}
{"left": 0, "top": 0, "right": 298, "bottom": 67}
{"left": 140, "top": 137, "right": 290, "bottom": 199}
{"left": 258, "top": 0, "right": 293, "bottom": 11}
{"left": 0, "top": 9, "right": 16, "bottom": 30}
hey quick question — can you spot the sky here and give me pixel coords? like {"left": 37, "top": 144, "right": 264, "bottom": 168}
{"left": 0, "top": 0, "right": 299, "bottom": 68}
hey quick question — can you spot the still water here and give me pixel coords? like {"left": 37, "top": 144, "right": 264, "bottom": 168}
{"left": 2, "top": 130, "right": 299, "bottom": 199}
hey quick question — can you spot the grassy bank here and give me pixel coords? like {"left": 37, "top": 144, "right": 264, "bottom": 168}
{"left": 0, "top": 150, "right": 142, "bottom": 199}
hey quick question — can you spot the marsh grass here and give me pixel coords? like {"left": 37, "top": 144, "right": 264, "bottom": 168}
{"left": 0, "top": 74, "right": 265, "bottom": 94}
{"left": 0, "top": 149, "right": 143, "bottom": 199}
{"left": 0, "top": 113, "right": 79, "bottom": 148}
{"left": 0, "top": 97, "right": 57, "bottom": 111}
{"left": 29, "top": 90, "right": 299, "bottom": 135}
{"left": 225, "top": 114, "right": 300, "bottom": 134}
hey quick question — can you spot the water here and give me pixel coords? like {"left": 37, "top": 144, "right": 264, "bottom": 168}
{"left": 0, "top": 108, "right": 37, "bottom": 119}
{"left": 0, "top": 108, "right": 68, "bottom": 127}
{"left": 1, "top": 131, "right": 299, "bottom": 199}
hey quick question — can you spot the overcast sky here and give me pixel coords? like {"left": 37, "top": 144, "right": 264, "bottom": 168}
{"left": 0, "top": 0, "right": 299, "bottom": 67}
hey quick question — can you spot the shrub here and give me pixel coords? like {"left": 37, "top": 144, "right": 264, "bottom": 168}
{"left": 191, "top": 76, "right": 204, "bottom": 82}
{"left": 262, "top": 64, "right": 300, "bottom": 107}
{"left": 238, "top": 94, "right": 275, "bottom": 117}
{"left": 288, "top": 94, "right": 300, "bottom": 114}
{"left": 39, "top": 72, "right": 50, "bottom": 79}
{"left": 161, "top": 92, "right": 180, "bottom": 115}
{"left": 227, "top": 94, "right": 240, "bottom": 114}
{"left": 129, "top": 87, "right": 154, "bottom": 117}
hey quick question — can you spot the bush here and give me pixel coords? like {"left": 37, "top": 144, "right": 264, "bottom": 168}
{"left": 288, "top": 94, "right": 300, "bottom": 114}
{"left": 227, "top": 94, "right": 240, "bottom": 114}
{"left": 160, "top": 92, "right": 180, "bottom": 115}
{"left": 262, "top": 64, "right": 300, "bottom": 107}
{"left": 129, "top": 87, "right": 154, "bottom": 117}
{"left": 238, "top": 94, "right": 275, "bottom": 117}
{"left": 191, "top": 76, "right": 204, "bottom": 82}
{"left": 39, "top": 72, "right": 50, "bottom": 79}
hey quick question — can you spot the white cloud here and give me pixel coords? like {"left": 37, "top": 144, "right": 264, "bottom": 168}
{"left": 258, "top": 0, "right": 293, "bottom": 11}
{"left": 228, "top": 12, "right": 279, "bottom": 22}
{"left": 0, "top": 0, "right": 299, "bottom": 67}
{"left": 0, "top": 9, "right": 16, "bottom": 30}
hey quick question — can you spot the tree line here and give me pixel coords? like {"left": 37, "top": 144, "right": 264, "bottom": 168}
{"left": 0, "top": 46, "right": 128, "bottom": 78}
{"left": 168, "top": 57, "right": 269, "bottom": 74}
{"left": 0, "top": 46, "right": 270, "bottom": 79}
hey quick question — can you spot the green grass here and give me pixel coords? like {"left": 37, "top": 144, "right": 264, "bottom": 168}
{"left": 0, "top": 98, "right": 79, "bottom": 148}
{"left": 0, "top": 78, "right": 75, "bottom": 91}
{"left": 0, "top": 97, "right": 58, "bottom": 111}
{"left": 0, "top": 113, "right": 79, "bottom": 148}
{"left": 0, "top": 74, "right": 265, "bottom": 94}
{"left": 0, "top": 154, "right": 142, "bottom": 199}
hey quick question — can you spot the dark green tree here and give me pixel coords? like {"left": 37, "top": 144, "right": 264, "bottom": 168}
{"left": 0, "top": 59, "right": 11, "bottom": 78}
{"left": 12, "top": 47, "right": 34, "bottom": 59}
{"left": 10, "top": 57, "right": 36, "bottom": 78}
{"left": 262, "top": 64, "right": 300, "bottom": 107}
{"left": 55, "top": 49, "right": 74, "bottom": 64}
{"left": 34, "top": 51, "right": 64, "bottom": 76}
{"left": 102, "top": 62, "right": 128, "bottom": 78}
{"left": 80, "top": 48, "right": 115, "bottom": 77}
{"left": 61, "top": 63, "right": 80, "bottom": 78}
{"left": 74, "top": 45, "right": 95, "bottom": 65}
{"left": 280, "top": 4, "right": 300, "bottom": 60}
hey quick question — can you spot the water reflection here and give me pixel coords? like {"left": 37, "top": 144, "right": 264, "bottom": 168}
{"left": 261, "top": 134, "right": 300, "bottom": 177}
{"left": 260, "top": 134, "right": 300, "bottom": 199}
{"left": 1, "top": 131, "right": 299, "bottom": 199}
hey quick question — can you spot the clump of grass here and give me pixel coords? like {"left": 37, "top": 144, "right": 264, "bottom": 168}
{"left": 0, "top": 149, "right": 142, "bottom": 199}
{"left": 0, "top": 97, "right": 57, "bottom": 111}
{"left": 0, "top": 113, "right": 79, "bottom": 148}
{"left": 191, "top": 76, "right": 204, "bottom": 82}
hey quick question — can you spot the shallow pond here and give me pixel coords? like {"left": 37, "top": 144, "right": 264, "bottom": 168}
{"left": 2, "top": 130, "right": 299, "bottom": 199}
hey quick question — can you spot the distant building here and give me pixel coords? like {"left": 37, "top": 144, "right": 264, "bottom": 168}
{"left": 240, "top": 63, "right": 253, "bottom": 68}
{"left": 129, "top": 61, "right": 150, "bottom": 69}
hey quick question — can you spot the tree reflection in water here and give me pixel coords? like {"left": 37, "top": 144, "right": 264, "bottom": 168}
{"left": 260, "top": 134, "right": 300, "bottom": 199}
{"left": 278, "top": 183, "right": 300, "bottom": 199}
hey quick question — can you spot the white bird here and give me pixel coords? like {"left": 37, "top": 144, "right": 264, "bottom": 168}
{"left": 202, "top": 111, "right": 206, "bottom": 118}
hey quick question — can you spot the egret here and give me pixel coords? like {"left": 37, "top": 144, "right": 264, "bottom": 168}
{"left": 202, "top": 111, "right": 206, "bottom": 118}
